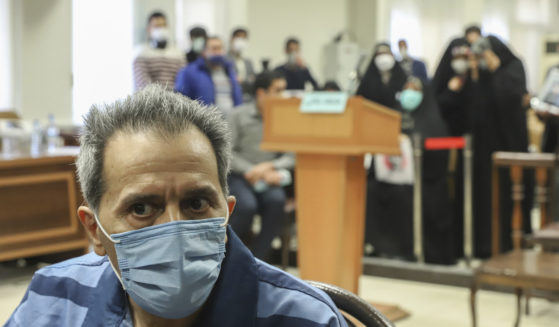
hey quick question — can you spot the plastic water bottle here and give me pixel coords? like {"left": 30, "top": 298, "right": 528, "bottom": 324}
{"left": 30, "top": 119, "right": 43, "bottom": 156}
{"left": 46, "top": 114, "right": 59, "bottom": 153}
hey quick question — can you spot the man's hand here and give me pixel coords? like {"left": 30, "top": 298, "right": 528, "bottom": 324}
{"left": 448, "top": 76, "right": 464, "bottom": 92}
{"left": 263, "top": 170, "right": 283, "bottom": 186}
{"left": 484, "top": 50, "right": 501, "bottom": 73}
{"left": 244, "top": 162, "right": 275, "bottom": 184}
{"left": 296, "top": 55, "right": 306, "bottom": 68}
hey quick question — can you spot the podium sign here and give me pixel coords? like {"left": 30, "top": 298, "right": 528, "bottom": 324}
{"left": 261, "top": 96, "right": 400, "bottom": 293}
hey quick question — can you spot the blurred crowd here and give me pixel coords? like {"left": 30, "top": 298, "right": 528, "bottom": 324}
{"left": 135, "top": 11, "right": 542, "bottom": 265}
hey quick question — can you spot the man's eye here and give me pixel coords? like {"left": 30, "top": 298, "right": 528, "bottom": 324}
{"left": 184, "top": 198, "right": 210, "bottom": 212}
{"left": 132, "top": 203, "right": 155, "bottom": 217}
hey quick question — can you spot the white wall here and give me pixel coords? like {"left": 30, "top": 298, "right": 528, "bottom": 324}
{"left": 246, "top": 0, "right": 348, "bottom": 85}
{"left": 12, "top": 0, "right": 72, "bottom": 124}
{"left": 0, "top": 0, "right": 13, "bottom": 111}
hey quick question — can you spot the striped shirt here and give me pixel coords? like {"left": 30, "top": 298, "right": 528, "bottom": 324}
{"left": 4, "top": 227, "right": 346, "bottom": 327}
{"left": 133, "top": 45, "right": 185, "bottom": 91}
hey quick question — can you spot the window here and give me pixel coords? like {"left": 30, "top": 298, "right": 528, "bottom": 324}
{"left": 72, "top": 0, "right": 133, "bottom": 124}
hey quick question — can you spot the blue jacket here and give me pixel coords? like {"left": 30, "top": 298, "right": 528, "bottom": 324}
{"left": 5, "top": 227, "right": 346, "bottom": 327}
{"left": 411, "top": 59, "right": 428, "bottom": 82}
{"left": 175, "top": 57, "right": 243, "bottom": 106}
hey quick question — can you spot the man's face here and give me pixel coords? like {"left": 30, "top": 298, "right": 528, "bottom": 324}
{"left": 466, "top": 31, "right": 481, "bottom": 45}
{"left": 148, "top": 16, "right": 167, "bottom": 36}
{"left": 90, "top": 127, "right": 234, "bottom": 271}
{"left": 286, "top": 42, "right": 300, "bottom": 56}
{"left": 256, "top": 78, "right": 287, "bottom": 112}
{"left": 204, "top": 38, "right": 225, "bottom": 58}
{"left": 398, "top": 41, "right": 408, "bottom": 56}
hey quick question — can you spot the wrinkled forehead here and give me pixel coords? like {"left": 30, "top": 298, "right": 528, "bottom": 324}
{"left": 101, "top": 127, "right": 221, "bottom": 192}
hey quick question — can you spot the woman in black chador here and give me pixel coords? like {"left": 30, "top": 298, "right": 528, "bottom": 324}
{"left": 357, "top": 42, "right": 408, "bottom": 108}
{"left": 357, "top": 42, "right": 408, "bottom": 259}
{"left": 361, "top": 75, "right": 454, "bottom": 263}
{"left": 433, "top": 35, "right": 533, "bottom": 258}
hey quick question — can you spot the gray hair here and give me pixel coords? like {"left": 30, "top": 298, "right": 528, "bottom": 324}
{"left": 76, "top": 85, "right": 231, "bottom": 211}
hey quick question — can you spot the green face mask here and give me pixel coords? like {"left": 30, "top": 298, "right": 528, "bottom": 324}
{"left": 400, "top": 89, "right": 423, "bottom": 112}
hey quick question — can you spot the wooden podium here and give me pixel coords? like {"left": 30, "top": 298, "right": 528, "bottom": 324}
{"left": 261, "top": 96, "right": 401, "bottom": 293}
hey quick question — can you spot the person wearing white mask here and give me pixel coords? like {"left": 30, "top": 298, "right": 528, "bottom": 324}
{"left": 356, "top": 42, "right": 407, "bottom": 109}
{"left": 133, "top": 12, "right": 185, "bottom": 91}
{"left": 227, "top": 28, "right": 256, "bottom": 101}
{"left": 186, "top": 26, "right": 208, "bottom": 64}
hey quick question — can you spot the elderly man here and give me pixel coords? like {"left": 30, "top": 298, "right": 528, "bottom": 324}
{"left": 5, "top": 86, "right": 346, "bottom": 326}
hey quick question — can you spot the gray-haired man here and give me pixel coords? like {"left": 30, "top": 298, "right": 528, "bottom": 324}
{"left": 5, "top": 85, "right": 346, "bottom": 327}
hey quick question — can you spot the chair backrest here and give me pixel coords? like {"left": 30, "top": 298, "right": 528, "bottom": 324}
{"left": 491, "top": 152, "right": 557, "bottom": 255}
{"left": 306, "top": 280, "right": 395, "bottom": 327}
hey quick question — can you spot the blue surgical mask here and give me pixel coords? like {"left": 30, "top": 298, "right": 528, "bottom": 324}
{"left": 208, "top": 55, "right": 226, "bottom": 66}
{"left": 400, "top": 89, "right": 423, "bottom": 112}
{"left": 94, "top": 213, "right": 228, "bottom": 319}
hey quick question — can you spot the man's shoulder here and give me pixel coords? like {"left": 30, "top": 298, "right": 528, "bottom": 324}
{"left": 30, "top": 252, "right": 110, "bottom": 292}
{"left": 230, "top": 102, "right": 256, "bottom": 117}
{"left": 4, "top": 253, "right": 124, "bottom": 327}
{"left": 254, "top": 260, "right": 346, "bottom": 327}
{"left": 179, "top": 58, "right": 206, "bottom": 75}
{"left": 274, "top": 64, "right": 288, "bottom": 72}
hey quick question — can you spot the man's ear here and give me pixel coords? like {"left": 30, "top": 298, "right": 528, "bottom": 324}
{"left": 77, "top": 206, "right": 106, "bottom": 256}
{"left": 226, "top": 196, "right": 236, "bottom": 218}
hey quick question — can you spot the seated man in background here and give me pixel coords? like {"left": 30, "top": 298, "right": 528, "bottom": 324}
{"left": 175, "top": 36, "right": 243, "bottom": 115}
{"left": 133, "top": 11, "right": 185, "bottom": 91}
{"left": 228, "top": 71, "right": 294, "bottom": 262}
{"left": 274, "top": 38, "right": 318, "bottom": 90}
{"left": 5, "top": 85, "right": 345, "bottom": 327}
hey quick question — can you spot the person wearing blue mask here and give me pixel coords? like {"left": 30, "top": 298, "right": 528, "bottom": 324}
{"left": 175, "top": 36, "right": 243, "bottom": 115}
{"left": 365, "top": 77, "right": 455, "bottom": 264}
{"left": 4, "top": 85, "right": 347, "bottom": 327}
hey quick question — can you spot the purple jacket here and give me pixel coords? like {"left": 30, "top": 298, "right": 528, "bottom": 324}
{"left": 175, "top": 57, "right": 243, "bottom": 106}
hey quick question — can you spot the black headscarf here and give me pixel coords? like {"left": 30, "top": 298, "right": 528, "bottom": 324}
{"left": 431, "top": 37, "right": 473, "bottom": 136}
{"left": 432, "top": 37, "right": 470, "bottom": 98}
{"left": 483, "top": 35, "right": 528, "bottom": 151}
{"left": 356, "top": 42, "right": 408, "bottom": 109}
{"left": 487, "top": 35, "right": 518, "bottom": 68}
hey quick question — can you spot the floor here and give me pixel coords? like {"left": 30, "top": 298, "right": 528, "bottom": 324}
{"left": 1, "top": 262, "right": 558, "bottom": 326}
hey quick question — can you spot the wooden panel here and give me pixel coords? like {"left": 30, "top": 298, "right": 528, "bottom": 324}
{"left": 270, "top": 101, "right": 353, "bottom": 138}
{"left": 0, "top": 172, "right": 78, "bottom": 245}
{"left": 296, "top": 154, "right": 366, "bottom": 293}
{"left": 261, "top": 96, "right": 401, "bottom": 155}
{"left": 0, "top": 155, "right": 88, "bottom": 261}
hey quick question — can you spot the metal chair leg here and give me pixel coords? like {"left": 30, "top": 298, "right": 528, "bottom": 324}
{"left": 515, "top": 288, "right": 523, "bottom": 327}
{"left": 470, "top": 283, "right": 478, "bottom": 327}
{"left": 524, "top": 288, "right": 531, "bottom": 315}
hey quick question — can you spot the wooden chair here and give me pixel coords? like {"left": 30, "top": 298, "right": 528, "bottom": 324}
{"left": 470, "top": 152, "right": 559, "bottom": 327}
